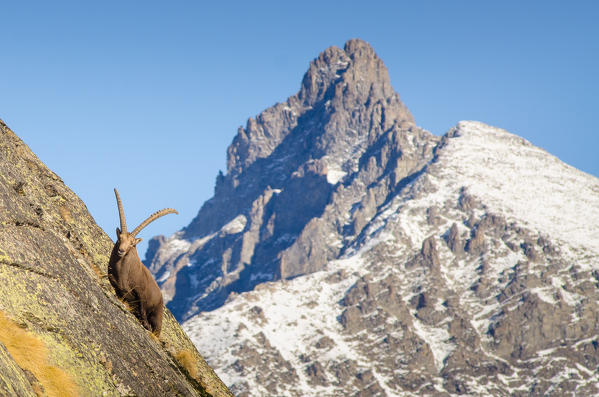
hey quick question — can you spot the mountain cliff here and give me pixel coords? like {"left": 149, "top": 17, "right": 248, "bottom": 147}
{"left": 0, "top": 120, "right": 232, "bottom": 396}
{"left": 146, "top": 39, "right": 436, "bottom": 319}
{"left": 148, "top": 39, "right": 599, "bottom": 396}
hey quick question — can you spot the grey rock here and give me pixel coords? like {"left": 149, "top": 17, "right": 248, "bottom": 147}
{"left": 445, "top": 223, "right": 463, "bottom": 254}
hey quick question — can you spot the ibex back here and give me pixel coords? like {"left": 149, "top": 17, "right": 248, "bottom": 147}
{"left": 108, "top": 188, "right": 177, "bottom": 336}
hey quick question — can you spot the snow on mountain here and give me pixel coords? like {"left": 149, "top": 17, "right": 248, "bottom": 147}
{"left": 146, "top": 38, "right": 599, "bottom": 395}
{"left": 437, "top": 121, "right": 599, "bottom": 255}
{"left": 183, "top": 120, "right": 599, "bottom": 396}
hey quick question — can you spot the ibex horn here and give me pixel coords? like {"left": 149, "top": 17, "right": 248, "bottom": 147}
{"left": 131, "top": 208, "right": 178, "bottom": 237}
{"left": 114, "top": 188, "right": 127, "bottom": 233}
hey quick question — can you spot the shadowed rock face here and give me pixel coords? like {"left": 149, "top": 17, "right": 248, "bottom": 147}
{"left": 146, "top": 39, "right": 437, "bottom": 319}
{"left": 0, "top": 120, "right": 232, "bottom": 396}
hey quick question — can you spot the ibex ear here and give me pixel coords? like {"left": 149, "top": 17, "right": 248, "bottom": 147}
{"left": 116, "top": 227, "right": 121, "bottom": 236}
{"left": 134, "top": 238, "right": 143, "bottom": 246}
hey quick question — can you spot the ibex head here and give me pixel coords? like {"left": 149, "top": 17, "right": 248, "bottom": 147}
{"left": 113, "top": 188, "right": 178, "bottom": 257}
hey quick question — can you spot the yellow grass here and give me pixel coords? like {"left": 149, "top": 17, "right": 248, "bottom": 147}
{"left": 175, "top": 350, "right": 198, "bottom": 379}
{"left": 0, "top": 311, "right": 78, "bottom": 397}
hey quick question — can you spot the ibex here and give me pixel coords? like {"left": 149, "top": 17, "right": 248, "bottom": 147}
{"left": 108, "top": 188, "right": 177, "bottom": 336}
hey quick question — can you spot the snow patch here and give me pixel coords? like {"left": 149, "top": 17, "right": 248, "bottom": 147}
{"left": 221, "top": 214, "right": 247, "bottom": 235}
{"left": 183, "top": 252, "right": 369, "bottom": 395}
{"left": 551, "top": 276, "right": 582, "bottom": 306}
{"left": 157, "top": 270, "right": 170, "bottom": 283}
{"left": 411, "top": 316, "right": 455, "bottom": 371}
{"left": 530, "top": 287, "right": 557, "bottom": 304}
{"left": 326, "top": 166, "right": 347, "bottom": 184}
{"left": 157, "top": 234, "right": 192, "bottom": 264}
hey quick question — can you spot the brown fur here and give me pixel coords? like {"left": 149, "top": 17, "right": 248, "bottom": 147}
{"left": 108, "top": 188, "right": 177, "bottom": 336}
{"left": 108, "top": 237, "right": 164, "bottom": 335}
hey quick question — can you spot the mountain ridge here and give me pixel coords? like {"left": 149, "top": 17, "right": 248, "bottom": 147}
{"left": 147, "top": 39, "right": 599, "bottom": 395}
{"left": 185, "top": 120, "right": 599, "bottom": 396}
{"left": 146, "top": 38, "right": 433, "bottom": 319}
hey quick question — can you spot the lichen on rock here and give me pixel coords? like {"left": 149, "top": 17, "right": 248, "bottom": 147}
{"left": 0, "top": 119, "right": 232, "bottom": 396}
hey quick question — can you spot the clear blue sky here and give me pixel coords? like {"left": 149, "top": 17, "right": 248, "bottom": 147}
{"left": 1, "top": 1, "right": 597, "bottom": 256}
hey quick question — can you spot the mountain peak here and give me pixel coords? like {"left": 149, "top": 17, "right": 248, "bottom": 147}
{"left": 145, "top": 39, "right": 599, "bottom": 396}
{"left": 298, "top": 39, "right": 396, "bottom": 107}
{"left": 343, "top": 37, "right": 374, "bottom": 54}
{"left": 147, "top": 39, "right": 430, "bottom": 315}
{"left": 226, "top": 39, "right": 413, "bottom": 179}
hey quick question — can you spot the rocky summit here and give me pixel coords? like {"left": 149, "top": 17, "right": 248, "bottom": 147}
{"left": 147, "top": 39, "right": 599, "bottom": 396}
{"left": 146, "top": 38, "right": 434, "bottom": 319}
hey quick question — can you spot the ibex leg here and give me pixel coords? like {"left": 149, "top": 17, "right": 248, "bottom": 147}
{"left": 148, "top": 304, "right": 164, "bottom": 336}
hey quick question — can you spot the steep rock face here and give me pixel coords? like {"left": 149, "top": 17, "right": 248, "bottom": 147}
{"left": 185, "top": 121, "right": 599, "bottom": 396}
{"left": 146, "top": 39, "right": 437, "bottom": 319}
{"left": 0, "top": 120, "right": 232, "bottom": 396}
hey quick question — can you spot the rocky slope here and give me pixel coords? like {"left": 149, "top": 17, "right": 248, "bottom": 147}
{"left": 0, "top": 119, "right": 232, "bottom": 396}
{"left": 148, "top": 39, "right": 599, "bottom": 396}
